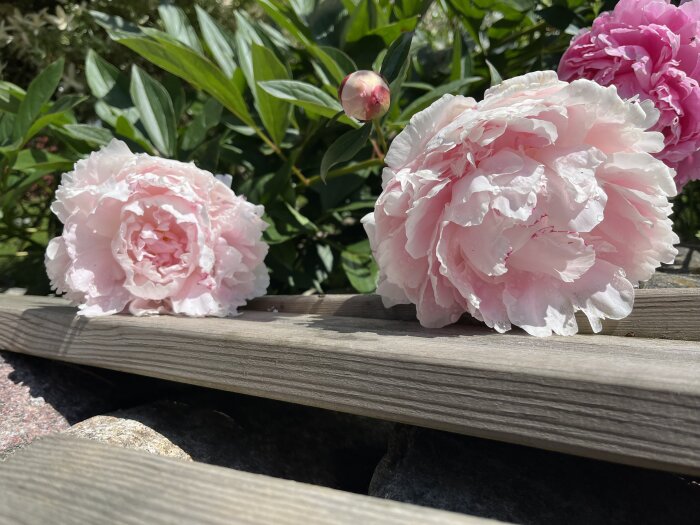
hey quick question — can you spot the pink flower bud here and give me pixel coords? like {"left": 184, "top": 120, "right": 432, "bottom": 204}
{"left": 338, "top": 70, "right": 391, "bottom": 121}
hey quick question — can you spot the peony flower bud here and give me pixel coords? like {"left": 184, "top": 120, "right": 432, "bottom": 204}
{"left": 338, "top": 70, "right": 391, "bottom": 121}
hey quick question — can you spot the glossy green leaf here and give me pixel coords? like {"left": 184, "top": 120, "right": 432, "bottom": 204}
{"left": 368, "top": 16, "right": 419, "bottom": 45}
{"left": 380, "top": 31, "right": 413, "bottom": 83}
{"left": 320, "top": 122, "right": 371, "bottom": 181}
{"left": 251, "top": 44, "right": 290, "bottom": 145}
{"left": 258, "top": 80, "right": 357, "bottom": 126}
{"left": 12, "top": 149, "right": 74, "bottom": 175}
{"left": 130, "top": 66, "right": 177, "bottom": 156}
{"left": 341, "top": 240, "right": 378, "bottom": 293}
{"left": 485, "top": 59, "right": 503, "bottom": 86}
{"left": 104, "top": 29, "right": 254, "bottom": 127}
{"left": 12, "top": 58, "right": 64, "bottom": 142}
{"left": 195, "top": 5, "right": 237, "bottom": 77}
{"left": 158, "top": 3, "right": 203, "bottom": 53}
{"left": 397, "top": 77, "right": 481, "bottom": 122}
{"left": 63, "top": 124, "right": 113, "bottom": 146}
{"left": 115, "top": 115, "right": 156, "bottom": 154}
{"left": 181, "top": 98, "right": 223, "bottom": 151}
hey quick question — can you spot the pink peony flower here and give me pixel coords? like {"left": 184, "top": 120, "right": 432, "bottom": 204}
{"left": 339, "top": 70, "right": 391, "bottom": 121}
{"left": 362, "top": 72, "right": 678, "bottom": 336}
{"left": 558, "top": 0, "right": 700, "bottom": 189}
{"left": 45, "top": 139, "right": 269, "bottom": 317}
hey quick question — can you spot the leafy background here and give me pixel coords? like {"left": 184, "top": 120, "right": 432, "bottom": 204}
{"left": 1, "top": 0, "right": 698, "bottom": 295}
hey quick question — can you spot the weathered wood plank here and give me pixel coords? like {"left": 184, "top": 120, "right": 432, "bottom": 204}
{"left": 248, "top": 288, "right": 700, "bottom": 341}
{"left": 1, "top": 295, "right": 700, "bottom": 475}
{"left": 0, "top": 435, "right": 496, "bottom": 525}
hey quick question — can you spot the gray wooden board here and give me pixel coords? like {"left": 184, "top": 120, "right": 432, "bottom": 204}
{"left": 0, "top": 435, "right": 499, "bottom": 525}
{"left": 1, "top": 296, "right": 700, "bottom": 475}
{"left": 248, "top": 288, "right": 700, "bottom": 341}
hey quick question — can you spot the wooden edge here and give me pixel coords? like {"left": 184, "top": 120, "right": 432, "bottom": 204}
{"left": 1, "top": 295, "right": 699, "bottom": 477}
{"left": 247, "top": 288, "right": 700, "bottom": 341}
{"left": 0, "top": 435, "right": 504, "bottom": 525}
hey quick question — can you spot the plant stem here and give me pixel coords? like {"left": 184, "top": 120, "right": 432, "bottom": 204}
{"left": 307, "top": 158, "right": 384, "bottom": 186}
{"left": 251, "top": 124, "right": 310, "bottom": 186}
{"left": 373, "top": 119, "right": 388, "bottom": 154}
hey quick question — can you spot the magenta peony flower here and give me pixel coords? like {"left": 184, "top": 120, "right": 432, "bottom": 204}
{"left": 339, "top": 70, "right": 391, "bottom": 121}
{"left": 362, "top": 72, "right": 678, "bottom": 336}
{"left": 558, "top": 0, "right": 700, "bottom": 189}
{"left": 45, "top": 140, "right": 269, "bottom": 317}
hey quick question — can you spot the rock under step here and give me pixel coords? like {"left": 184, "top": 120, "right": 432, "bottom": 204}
{"left": 369, "top": 425, "right": 700, "bottom": 525}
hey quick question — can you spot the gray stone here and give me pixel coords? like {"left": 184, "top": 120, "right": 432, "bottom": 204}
{"left": 65, "top": 397, "right": 391, "bottom": 494}
{"left": 369, "top": 425, "right": 700, "bottom": 524}
{"left": 66, "top": 414, "right": 192, "bottom": 461}
{"left": 639, "top": 272, "right": 700, "bottom": 288}
{"left": 0, "top": 351, "right": 175, "bottom": 459}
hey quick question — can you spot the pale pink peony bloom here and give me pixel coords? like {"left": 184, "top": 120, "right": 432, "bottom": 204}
{"left": 558, "top": 0, "right": 700, "bottom": 189}
{"left": 339, "top": 70, "right": 391, "bottom": 121}
{"left": 45, "top": 140, "right": 269, "bottom": 317}
{"left": 362, "top": 71, "right": 678, "bottom": 336}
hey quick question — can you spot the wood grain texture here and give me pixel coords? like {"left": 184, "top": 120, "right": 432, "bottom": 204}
{"left": 248, "top": 288, "right": 700, "bottom": 341}
{"left": 1, "top": 295, "right": 700, "bottom": 475}
{"left": 0, "top": 435, "right": 496, "bottom": 525}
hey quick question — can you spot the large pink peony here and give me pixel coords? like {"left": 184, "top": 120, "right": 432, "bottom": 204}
{"left": 362, "top": 72, "right": 678, "bottom": 336}
{"left": 558, "top": 0, "right": 700, "bottom": 189}
{"left": 46, "top": 139, "right": 269, "bottom": 317}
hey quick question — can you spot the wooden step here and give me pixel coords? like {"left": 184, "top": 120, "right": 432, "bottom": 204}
{"left": 1, "top": 295, "right": 699, "bottom": 476}
{"left": 247, "top": 288, "right": 700, "bottom": 341}
{"left": 0, "top": 435, "right": 498, "bottom": 524}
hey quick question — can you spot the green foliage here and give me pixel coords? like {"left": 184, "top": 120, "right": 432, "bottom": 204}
{"left": 1, "top": 0, "right": 698, "bottom": 295}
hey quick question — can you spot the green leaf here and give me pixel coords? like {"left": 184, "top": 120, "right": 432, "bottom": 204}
{"left": 251, "top": 44, "right": 290, "bottom": 145}
{"left": 129, "top": 65, "right": 177, "bottom": 156}
{"left": 537, "top": 5, "right": 576, "bottom": 30}
{"left": 485, "top": 59, "right": 502, "bottom": 87}
{"left": 62, "top": 124, "right": 113, "bottom": 146}
{"left": 398, "top": 77, "right": 481, "bottom": 122}
{"left": 450, "top": 31, "right": 464, "bottom": 81}
{"left": 195, "top": 5, "right": 237, "bottom": 77}
{"left": 234, "top": 11, "right": 264, "bottom": 94}
{"left": 318, "top": 46, "right": 357, "bottom": 76}
{"left": 341, "top": 240, "right": 378, "bottom": 293}
{"left": 320, "top": 122, "right": 372, "bottom": 181}
{"left": 51, "top": 94, "right": 88, "bottom": 114}
{"left": 85, "top": 50, "right": 132, "bottom": 109}
{"left": 380, "top": 31, "right": 413, "bottom": 83}
{"left": 258, "top": 80, "right": 357, "bottom": 126}
{"left": 317, "top": 244, "right": 334, "bottom": 273}
{"left": 158, "top": 3, "right": 203, "bottom": 53}
{"left": 256, "top": 0, "right": 314, "bottom": 46}
{"left": 24, "top": 112, "right": 73, "bottom": 143}
{"left": 285, "top": 202, "right": 318, "bottom": 232}
{"left": 115, "top": 115, "right": 156, "bottom": 154}
{"left": 85, "top": 50, "right": 118, "bottom": 98}
{"left": 12, "top": 149, "right": 74, "bottom": 175}
{"left": 343, "top": 0, "right": 371, "bottom": 44}
{"left": 12, "top": 58, "right": 64, "bottom": 143}
{"left": 102, "top": 28, "right": 254, "bottom": 127}
{"left": 90, "top": 10, "right": 140, "bottom": 36}
{"left": 368, "top": 16, "right": 419, "bottom": 45}
{"left": 181, "top": 98, "right": 222, "bottom": 151}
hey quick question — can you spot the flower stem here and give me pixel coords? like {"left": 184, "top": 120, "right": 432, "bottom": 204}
{"left": 373, "top": 119, "right": 388, "bottom": 154}
{"left": 251, "top": 124, "right": 310, "bottom": 186}
{"left": 307, "top": 158, "right": 384, "bottom": 186}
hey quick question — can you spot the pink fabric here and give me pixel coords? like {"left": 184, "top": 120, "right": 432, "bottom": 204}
{"left": 362, "top": 72, "right": 678, "bottom": 336}
{"left": 339, "top": 70, "right": 391, "bottom": 121}
{"left": 45, "top": 140, "right": 269, "bottom": 317}
{"left": 559, "top": 0, "right": 700, "bottom": 189}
